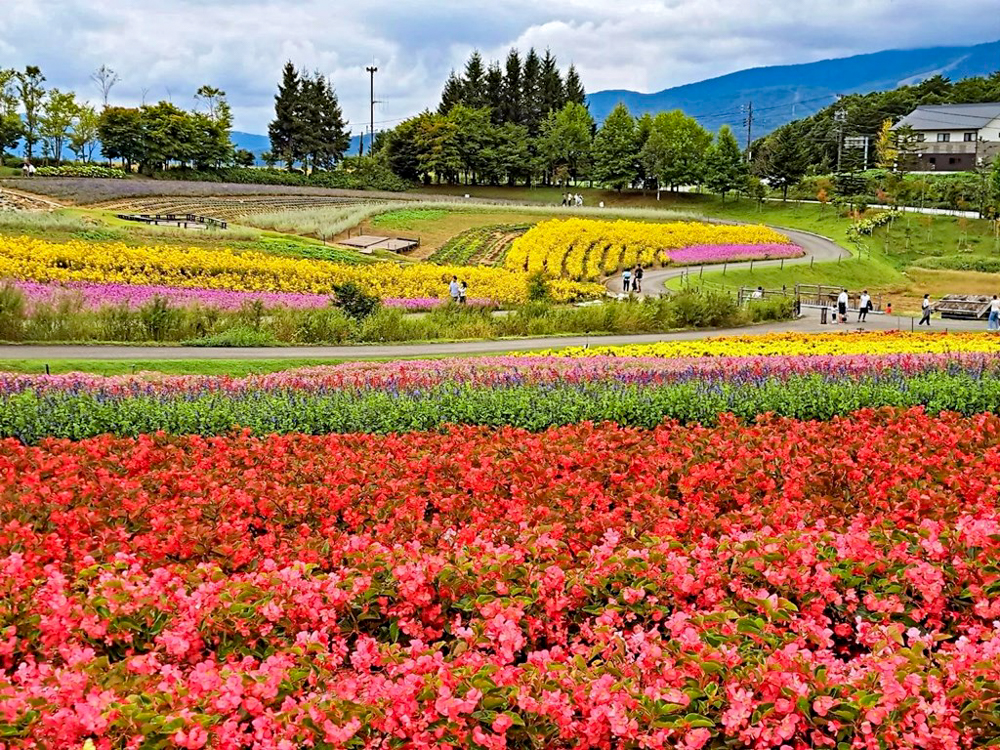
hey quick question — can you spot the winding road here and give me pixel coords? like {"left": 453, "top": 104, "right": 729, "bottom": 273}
{"left": 604, "top": 227, "right": 848, "bottom": 296}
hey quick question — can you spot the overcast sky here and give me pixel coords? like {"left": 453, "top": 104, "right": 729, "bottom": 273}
{"left": 2, "top": 0, "right": 999, "bottom": 134}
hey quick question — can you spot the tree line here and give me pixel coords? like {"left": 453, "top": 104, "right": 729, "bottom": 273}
{"left": 1, "top": 61, "right": 354, "bottom": 175}
{"left": 382, "top": 92, "right": 750, "bottom": 200}
{"left": 753, "top": 72, "right": 1000, "bottom": 177}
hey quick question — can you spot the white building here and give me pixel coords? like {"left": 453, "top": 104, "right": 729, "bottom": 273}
{"left": 893, "top": 103, "right": 1000, "bottom": 171}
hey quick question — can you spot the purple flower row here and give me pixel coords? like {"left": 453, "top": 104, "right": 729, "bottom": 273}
{"left": 667, "top": 244, "right": 805, "bottom": 265}
{"left": 7, "top": 281, "right": 493, "bottom": 312}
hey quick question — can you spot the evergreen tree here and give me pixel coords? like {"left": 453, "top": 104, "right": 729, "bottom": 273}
{"left": 634, "top": 113, "right": 654, "bottom": 186}
{"left": 300, "top": 73, "right": 350, "bottom": 170}
{"left": 501, "top": 49, "right": 522, "bottom": 125}
{"left": 438, "top": 71, "right": 464, "bottom": 115}
{"left": 521, "top": 49, "right": 543, "bottom": 135}
{"left": 268, "top": 62, "right": 303, "bottom": 169}
{"left": 484, "top": 63, "right": 504, "bottom": 124}
{"left": 704, "top": 125, "right": 747, "bottom": 203}
{"left": 592, "top": 103, "right": 637, "bottom": 191}
{"left": 16, "top": 66, "right": 46, "bottom": 160}
{"left": 564, "top": 65, "right": 586, "bottom": 106}
{"left": 540, "top": 49, "right": 565, "bottom": 114}
{"left": 462, "top": 51, "right": 487, "bottom": 109}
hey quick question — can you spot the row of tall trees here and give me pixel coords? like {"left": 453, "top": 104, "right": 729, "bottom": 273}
{"left": 439, "top": 49, "right": 585, "bottom": 135}
{"left": 0, "top": 66, "right": 103, "bottom": 163}
{"left": 268, "top": 62, "right": 350, "bottom": 171}
{"left": 0, "top": 64, "right": 242, "bottom": 171}
{"left": 383, "top": 98, "right": 750, "bottom": 199}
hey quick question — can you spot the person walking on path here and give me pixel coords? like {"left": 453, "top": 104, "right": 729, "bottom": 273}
{"left": 633, "top": 265, "right": 643, "bottom": 293}
{"left": 989, "top": 295, "right": 1000, "bottom": 331}
{"left": 837, "top": 288, "right": 849, "bottom": 324}
{"left": 459, "top": 281, "right": 468, "bottom": 304}
{"left": 449, "top": 276, "right": 460, "bottom": 303}
{"left": 919, "top": 294, "right": 932, "bottom": 326}
{"left": 858, "top": 290, "right": 871, "bottom": 323}
{"left": 621, "top": 267, "right": 632, "bottom": 294}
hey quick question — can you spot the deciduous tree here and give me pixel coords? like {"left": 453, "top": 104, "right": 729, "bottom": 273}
{"left": 17, "top": 66, "right": 46, "bottom": 160}
{"left": 40, "top": 89, "right": 78, "bottom": 163}
{"left": 704, "top": 125, "right": 747, "bottom": 202}
{"left": 592, "top": 103, "right": 637, "bottom": 191}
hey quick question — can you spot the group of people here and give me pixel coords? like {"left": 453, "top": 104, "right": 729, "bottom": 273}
{"left": 561, "top": 193, "right": 584, "bottom": 207}
{"left": 448, "top": 276, "right": 469, "bottom": 304}
{"left": 831, "top": 288, "right": 878, "bottom": 324}
{"left": 20, "top": 161, "right": 36, "bottom": 177}
{"left": 620, "top": 265, "right": 645, "bottom": 293}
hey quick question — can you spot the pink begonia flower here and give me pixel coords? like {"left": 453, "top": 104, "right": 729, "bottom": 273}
{"left": 491, "top": 713, "right": 514, "bottom": 733}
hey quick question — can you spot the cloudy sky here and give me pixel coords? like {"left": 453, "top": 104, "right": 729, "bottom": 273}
{"left": 2, "top": 0, "right": 999, "bottom": 135}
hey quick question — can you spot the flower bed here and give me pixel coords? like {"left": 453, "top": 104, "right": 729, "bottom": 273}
{"left": 9, "top": 280, "right": 493, "bottom": 312}
{"left": 533, "top": 331, "right": 1000, "bottom": 358}
{"left": 666, "top": 243, "right": 804, "bottom": 265}
{"left": 0, "top": 237, "right": 602, "bottom": 303}
{"left": 3, "top": 410, "right": 1000, "bottom": 748}
{"left": 504, "top": 218, "right": 794, "bottom": 279}
{"left": 5, "top": 351, "right": 1000, "bottom": 441}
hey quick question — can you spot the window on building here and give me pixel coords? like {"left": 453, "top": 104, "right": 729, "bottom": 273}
{"left": 937, "top": 133, "right": 951, "bottom": 142}
{"left": 964, "top": 132, "right": 976, "bottom": 142}
{"left": 916, "top": 133, "right": 926, "bottom": 142}
{"left": 949, "top": 157, "right": 957, "bottom": 165}
{"left": 929, "top": 157, "right": 937, "bottom": 165}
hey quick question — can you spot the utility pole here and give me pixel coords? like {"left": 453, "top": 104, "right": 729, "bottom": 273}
{"left": 365, "top": 65, "right": 378, "bottom": 156}
{"left": 835, "top": 108, "right": 847, "bottom": 172}
{"left": 742, "top": 101, "right": 754, "bottom": 160}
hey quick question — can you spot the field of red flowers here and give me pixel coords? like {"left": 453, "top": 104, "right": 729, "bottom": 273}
{"left": 3, "top": 408, "right": 1000, "bottom": 748}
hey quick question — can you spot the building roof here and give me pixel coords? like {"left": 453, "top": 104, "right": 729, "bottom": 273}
{"left": 895, "top": 103, "right": 1000, "bottom": 131}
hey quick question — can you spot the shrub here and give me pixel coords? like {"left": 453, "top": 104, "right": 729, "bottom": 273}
{"left": 183, "top": 325, "right": 280, "bottom": 347}
{"left": 664, "top": 288, "right": 741, "bottom": 328}
{"left": 526, "top": 272, "right": 551, "bottom": 302}
{"left": 333, "top": 282, "right": 381, "bottom": 321}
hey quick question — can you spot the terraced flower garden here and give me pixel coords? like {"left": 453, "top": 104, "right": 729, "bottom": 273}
{"left": 505, "top": 217, "right": 803, "bottom": 280}
{"left": 4, "top": 330, "right": 1000, "bottom": 748}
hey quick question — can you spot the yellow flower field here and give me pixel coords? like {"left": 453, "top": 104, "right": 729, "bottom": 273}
{"left": 0, "top": 237, "right": 604, "bottom": 304}
{"left": 505, "top": 218, "right": 793, "bottom": 280}
{"left": 528, "top": 332, "right": 1000, "bottom": 358}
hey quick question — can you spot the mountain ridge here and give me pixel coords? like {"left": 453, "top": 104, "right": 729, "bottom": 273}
{"left": 585, "top": 39, "right": 1000, "bottom": 136}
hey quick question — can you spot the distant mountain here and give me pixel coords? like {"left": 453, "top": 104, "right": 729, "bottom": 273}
{"left": 587, "top": 39, "right": 1000, "bottom": 137}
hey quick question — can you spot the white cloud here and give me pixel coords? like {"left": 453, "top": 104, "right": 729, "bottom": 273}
{"left": 0, "top": 0, "right": 997, "bottom": 133}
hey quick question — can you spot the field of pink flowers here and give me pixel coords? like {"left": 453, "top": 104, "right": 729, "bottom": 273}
{"left": 8, "top": 280, "right": 492, "bottom": 312}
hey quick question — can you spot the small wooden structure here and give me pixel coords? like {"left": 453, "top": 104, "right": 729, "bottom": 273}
{"left": 932, "top": 294, "right": 992, "bottom": 320}
{"left": 338, "top": 234, "right": 420, "bottom": 253}
{"left": 118, "top": 213, "right": 227, "bottom": 229}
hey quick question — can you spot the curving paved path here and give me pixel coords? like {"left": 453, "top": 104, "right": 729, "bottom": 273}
{"left": 605, "top": 227, "right": 847, "bottom": 296}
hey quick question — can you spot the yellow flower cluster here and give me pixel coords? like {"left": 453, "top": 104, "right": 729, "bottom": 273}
{"left": 0, "top": 237, "right": 604, "bottom": 303}
{"left": 505, "top": 218, "right": 792, "bottom": 280}
{"left": 529, "top": 332, "right": 1000, "bottom": 358}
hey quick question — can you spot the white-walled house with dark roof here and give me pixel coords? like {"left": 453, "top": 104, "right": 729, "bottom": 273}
{"left": 893, "top": 103, "right": 1000, "bottom": 171}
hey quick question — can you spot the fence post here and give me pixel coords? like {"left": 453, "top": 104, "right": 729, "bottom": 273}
{"left": 780, "top": 258, "right": 784, "bottom": 270}
{"left": 723, "top": 262, "right": 727, "bottom": 276}
{"left": 811, "top": 257, "right": 814, "bottom": 268}
{"left": 699, "top": 264, "right": 703, "bottom": 279}
{"left": 750, "top": 259, "right": 754, "bottom": 272}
